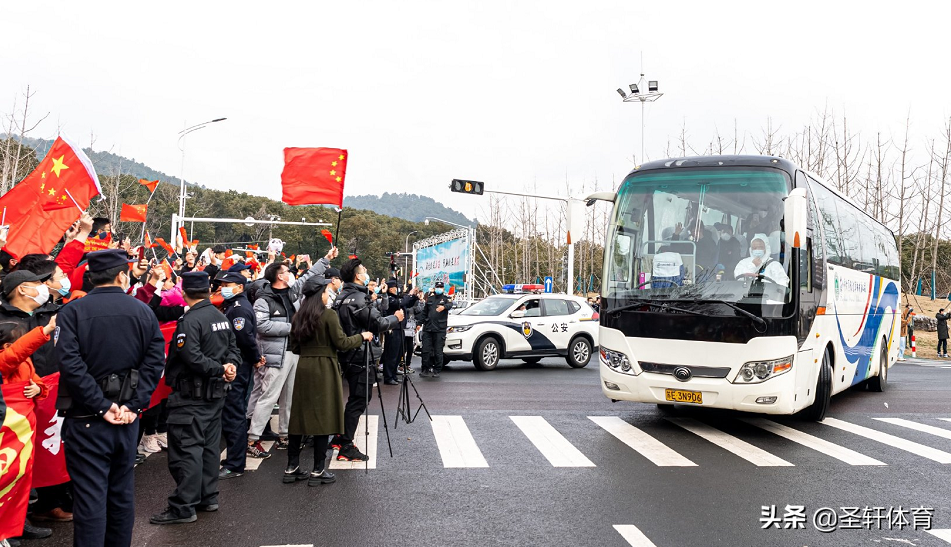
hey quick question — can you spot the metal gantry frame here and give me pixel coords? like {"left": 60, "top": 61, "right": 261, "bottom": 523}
{"left": 170, "top": 214, "right": 331, "bottom": 243}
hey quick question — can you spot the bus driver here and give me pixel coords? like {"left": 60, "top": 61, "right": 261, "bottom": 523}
{"left": 733, "top": 233, "right": 789, "bottom": 285}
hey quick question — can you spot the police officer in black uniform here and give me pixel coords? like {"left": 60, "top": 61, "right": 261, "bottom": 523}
{"left": 418, "top": 281, "right": 453, "bottom": 378}
{"left": 150, "top": 271, "right": 241, "bottom": 525}
{"left": 217, "top": 271, "right": 264, "bottom": 480}
{"left": 55, "top": 249, "right": 166, "bottom": 547}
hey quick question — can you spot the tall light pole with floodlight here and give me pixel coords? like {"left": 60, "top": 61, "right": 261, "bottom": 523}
{"left": 617, "top": 71, "right": 662, "bottom": 164}
{"left": 173, "top": 117, "right": 226, "bottom": 240}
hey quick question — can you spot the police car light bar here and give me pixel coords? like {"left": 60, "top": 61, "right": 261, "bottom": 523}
{"left": 501, "top": 284, "right": 545, "bottom": 294}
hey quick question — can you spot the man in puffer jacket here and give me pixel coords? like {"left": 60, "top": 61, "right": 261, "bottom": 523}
{"left": 245, "top": 249, "right": 335, "bottom": 457}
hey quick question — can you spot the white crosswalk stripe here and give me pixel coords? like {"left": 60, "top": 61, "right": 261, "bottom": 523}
{"left": 821, "top": 417, "right": 951, "bottom": 463}
{"left": 330, "top": 415, "right": 378, "bottom": 470}
{"left": 742, "top": 418, "right": 886, "bottom": 465}
{"left": 613, "top": 524, "right": 659, "bottom": 547}
{"left": 875, "top": 417, "right": 951, "bottom": 441}
{"left": 667, "top": 417, "right": 794, "bottom": 466}
{"left": 589, "top": 416, "right": 696, "bottom": 466}
{"left": 928, "top": 529, "right": 951, "bottom": 543}
{"left": 510, "top": 416, "right": 595, "bottom": 467}
{"left": 431, "top": 415, "right": 489, "bottom": 468}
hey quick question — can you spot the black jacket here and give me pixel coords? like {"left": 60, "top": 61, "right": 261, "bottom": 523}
{"left": 417, "top": 292, "right": 453, "bottom": 332}
{"left": 333, "top": 282, "right": 399, "bottom": 367}
{"left": 165, "top": 299, "right": 241, "bottom": 405}
{"left": 0, "top": 299, "right": 60, "bottom": 376}
{"left": 222, "top": 293, "right": 261, "bottom": 366}
{"left": 383, "top": 291, "right": 419, "bottom": 330}
{"left": 938, "top": 312, "right": 950, "bottom": 340}
{"left": 54, "top": 286, "right": 166, "bottom": 416}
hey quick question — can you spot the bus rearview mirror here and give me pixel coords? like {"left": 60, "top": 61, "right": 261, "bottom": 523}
{"left": 784, "top": 188, "right": 808, "bottom": 249}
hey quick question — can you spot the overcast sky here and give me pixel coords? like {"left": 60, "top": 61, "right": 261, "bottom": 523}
{"left": 4, "top": 1, "right": 950, "bottom": 222}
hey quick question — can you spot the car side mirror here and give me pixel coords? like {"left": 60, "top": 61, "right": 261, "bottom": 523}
{"left": 510, "top": 310, "right": 526, "bottom": 319}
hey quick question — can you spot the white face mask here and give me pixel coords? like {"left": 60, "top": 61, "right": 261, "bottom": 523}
{"left": 27, "top": 284, "right": 50, "bottom": 306}
{"left": 721, "top": 234, "right": 731, "bottom": 241}
{"left": 286, "top": 273, "right": 296, "bottom": 287}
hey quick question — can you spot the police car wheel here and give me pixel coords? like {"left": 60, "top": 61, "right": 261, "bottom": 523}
{"left": 567, "top": 337, "right": 592, "bottom": 368}
{"left": 474, "top": 337, "right": 501, "bottom": 371}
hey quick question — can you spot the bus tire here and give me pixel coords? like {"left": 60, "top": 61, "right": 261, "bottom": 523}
{"left": 474, "top": 336, "right": 502, "bottom": 371}
{"left": 566, "top": 336, "right": 593, "bottom": 368}
{"left": 802, "top": 348, "right": 832, "bottom": 421}
{"left": 868, "top": 341, "right": 888, "bottom": 392}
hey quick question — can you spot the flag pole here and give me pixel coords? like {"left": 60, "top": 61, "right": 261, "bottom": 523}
{"left": 333, "top": 207, "right": 343, "bottom": 248}
{"left": 63, "top": 189, "right": 84, "bottom": 214}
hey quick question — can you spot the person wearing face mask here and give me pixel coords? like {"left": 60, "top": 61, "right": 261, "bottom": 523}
{"left": 246, "top": 257, "right": 328, "bottom": 456}
{"left": 417, "top": 281, "right": 453, "bottom": 379}
{"left": 0, "top": 270, "right": 58, "bottom": 374}
{"left": 733, "top": 234, "right": 789, "bottom": 286}
{"left": 330, "top": 258, "right": 402, "bottom": 462}
{"left": 217, "top": 272, "right": 265, "bottom": 480}
{"left": 54, "top": 249, "right": 166, "bottom": 545}
{"left": 714, "top": 224, "right": 742, "bottom": 274}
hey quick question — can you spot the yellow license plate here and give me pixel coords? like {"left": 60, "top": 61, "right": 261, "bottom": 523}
{"left": 665, "top": 388, "right": 702, "bottom": 404}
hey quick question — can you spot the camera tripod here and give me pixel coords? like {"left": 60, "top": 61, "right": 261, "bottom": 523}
{"left": 394, "top": 330, "right": 431, "bottom": 427}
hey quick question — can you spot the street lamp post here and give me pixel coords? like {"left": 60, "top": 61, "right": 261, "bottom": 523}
{"left": 616, "top": 71, "right": 663, "bottom": 163}
{"left": 404, "top": 230, "right": 417, "bottom": 287}
{"left": 173, "top": 117, "right": 226, "bottom": 241}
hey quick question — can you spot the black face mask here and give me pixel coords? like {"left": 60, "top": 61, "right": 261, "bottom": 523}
{"left": 98, "top": 231, "right": 110, "bottom": 239}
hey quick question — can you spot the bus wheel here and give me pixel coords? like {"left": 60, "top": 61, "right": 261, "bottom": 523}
{"left": 801, "top": 348, "right": 832, "bottom": 421}
{"left": 567, "top": 337, "right": 592, "bottom": 368}
{"left": 868, "top": 342, "right": 888, "bottom": 392}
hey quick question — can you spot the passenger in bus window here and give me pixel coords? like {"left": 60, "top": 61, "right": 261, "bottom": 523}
{"left": 715, "top": 224, "right": 742, "bottom": 274}
{"left": 733, "top": 234, "right": 789, "bottom": 285}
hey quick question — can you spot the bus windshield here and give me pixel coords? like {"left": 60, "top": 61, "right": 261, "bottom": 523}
{"left": 603, "top": 167, "right": 792, "bottom": 316}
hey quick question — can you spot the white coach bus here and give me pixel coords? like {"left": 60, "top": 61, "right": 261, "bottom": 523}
{"left": 589, "top": 156, "right": 900, "bottom": 420}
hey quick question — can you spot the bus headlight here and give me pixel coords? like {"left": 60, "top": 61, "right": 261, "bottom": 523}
{"left": 600, "top": 347, "right": 637, "bottom": 375}
{"left": 733, "top": 355, "right": 794, "bottom": 384}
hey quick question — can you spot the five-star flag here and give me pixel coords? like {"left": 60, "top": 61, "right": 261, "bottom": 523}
{"left": 139, "top": 178, "right": 159, "bottom": 193}
{"left": 280, "top": 147, "right": 348, "bottom": 207}
{"left": 0, "top": 136, "right": 101, "bottom": 257}
{"left": 120, "top": 203, "right": 148, "bottom": 222}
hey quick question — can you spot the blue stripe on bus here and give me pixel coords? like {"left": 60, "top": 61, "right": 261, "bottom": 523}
{"left": 835, "top": 276, "right": 899, "bottom": 385}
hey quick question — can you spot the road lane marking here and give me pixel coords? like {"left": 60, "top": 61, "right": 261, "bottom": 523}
{"left": 821, "top": 417, "right": 951, "bottom": 463}
{"left": 613, "top": 524, "right": 659, "bottom": 547}
{"left": 875, "top": 418, "right": 951, "bottom": 441}
{"left": 510, "top": 416, "right": 595, "bottom": 467}
{"left": 431, "top": 415, "right": 489, "bottom": 468}
{"left": 742, "top": 418, "right": 886, "bottom": 465}
{"left": 330, "top": 415, "right": 378, "bottom": 470}
{"left": 928, "top": 529, "right": 951, "bottom": 542}
{"left": 667, "top": 417, "right": 794, "bottom": 466}
{"left": 589, "top": 416, "right": 696, "bottom": 467}
{"left": 261, "top": 545, "right": 314, "bottom": 547}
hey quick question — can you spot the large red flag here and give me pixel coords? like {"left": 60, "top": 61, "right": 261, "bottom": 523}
{"left": 0, "top": 136, "right": 101, "bottom": 258}
{"left": 280, "top": 147, "right": 348, "bottom": 207}
{"left": 120, "top": 203, "right": 148, "bottom": 222}
{"left": 31, "top": 374, "right": 69, "bottom": 489}
{"left": 0, "top": 382, "right": 37, "bottom": 540}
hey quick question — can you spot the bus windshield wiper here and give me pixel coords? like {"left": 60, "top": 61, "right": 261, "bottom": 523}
{"left": 687, "top": 298, "right": 767, "bottom": 331}
{"left": 608, "top": 298, "right": 709, "bottom": 318}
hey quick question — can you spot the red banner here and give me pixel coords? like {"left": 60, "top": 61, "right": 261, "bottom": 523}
{"left": 0, "top": 382, "right": 37, "bottom": 540}
{"left": 147, "top": 323, "right": 177, "bottom": 409}
{"left": 31, "top": 373, "right": 69, "bottom": 488}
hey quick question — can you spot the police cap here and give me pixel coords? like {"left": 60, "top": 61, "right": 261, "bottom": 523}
{"left": 181, "top": 271, "right": 210, "bottom": 291}
{"left": 87, "top": 249, "right": 136, "bottom": 273}
{"left": 434, "top": 280, "right": 444, "bottom": 288}
{"left": 217, "top": 271, "right": 246, "bottom": 285}
{"left": 1, "top": 270, "right": 52, "bottom": 297}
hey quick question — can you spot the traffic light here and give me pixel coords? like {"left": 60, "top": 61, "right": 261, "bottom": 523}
{"left": 450, "top": 179, "right": 484, "bottom": 195}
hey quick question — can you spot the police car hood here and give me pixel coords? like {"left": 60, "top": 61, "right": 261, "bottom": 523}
{"left": 447, "top": 314, "right": 504, "bottom": 327}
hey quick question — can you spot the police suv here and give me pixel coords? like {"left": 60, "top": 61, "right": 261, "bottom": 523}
{"left": 443, "top": 284, "right": 599, "bottom": 370}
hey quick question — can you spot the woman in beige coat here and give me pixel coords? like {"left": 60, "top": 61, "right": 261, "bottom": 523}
{"left": 284, "top": 276, "right": 371, "bottom": 486}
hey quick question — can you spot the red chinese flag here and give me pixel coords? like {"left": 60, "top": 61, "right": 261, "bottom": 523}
{"left": 32, "top": 374, "right": 70, "bottom": 488}
{"left": 160, "top": 259, "right": 174, "bottom": 280}
{"left": 0, "top": 382, "right": 38, "bottom": 539}
{"left": 320, "top": 229, "right": 333, "bottom": 245}
{"left": 139, "top": 178, "right": 159, "bottom": 193}
{"left": 448, "top": 284, "right": 455, "bottom": 296}
{"left": 0, "top": 136, "right": 101, "bottom": 258}
{"left": 153, "top": 237, "right": 175, "bottom": 255}
{"left": 280, "top": 147, "right": 347, "bottom": 207}
{"left": 120, "top": 203, "right": 148, "bottom": 222}
{"left": 144, "top": 231, "right": 157, "bottom": 249}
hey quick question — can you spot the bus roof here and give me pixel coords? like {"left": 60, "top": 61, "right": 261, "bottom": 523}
{"left": 629, "top": 155, "right": 799, "bottom": 175}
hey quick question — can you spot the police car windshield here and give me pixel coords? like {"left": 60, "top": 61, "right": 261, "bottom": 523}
{"left": 459, "top": 296, "right": 519, "bottom": 316}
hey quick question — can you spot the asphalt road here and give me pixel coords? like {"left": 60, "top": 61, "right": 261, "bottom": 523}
{"left": 32, "top": 356, "right": 951, "bottom": 547}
